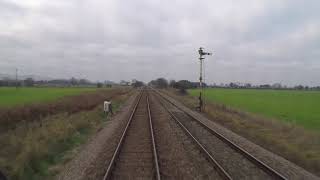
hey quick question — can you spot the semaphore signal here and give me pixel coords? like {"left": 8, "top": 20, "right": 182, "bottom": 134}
{"left": 198, "top": 47, "right": 212, "bottom": 112}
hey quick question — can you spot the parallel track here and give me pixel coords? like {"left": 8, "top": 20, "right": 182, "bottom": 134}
{"left": 153, "top": 89, "right": 287, "bottom": 180}
{"left": 154, "top": 92, "right": 232, "bottom": 180}
{"left": 103, "top": 90, "right": 161, "bottom": 180}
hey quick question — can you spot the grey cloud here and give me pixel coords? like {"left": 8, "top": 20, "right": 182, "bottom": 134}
{"left": 0, "top": 0, "right": 319, "bottom": 86}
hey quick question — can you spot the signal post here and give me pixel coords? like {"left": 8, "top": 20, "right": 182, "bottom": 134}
{"left": 198, "top": 47, "right": 212, "bottom": 112}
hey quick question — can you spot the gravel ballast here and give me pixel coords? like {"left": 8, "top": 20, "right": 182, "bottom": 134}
{"left": 149, "top": 93, "right": 223, "bottom": 179}
{"left": 158, "top": 91, "right": 319, "bottom": 180}
{"left": 56, "top": 92, "right": 139, "bottom": 180}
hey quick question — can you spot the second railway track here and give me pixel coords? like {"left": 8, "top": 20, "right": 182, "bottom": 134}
{"left": 152, "top": 89, "right": 287, "bottom": 180}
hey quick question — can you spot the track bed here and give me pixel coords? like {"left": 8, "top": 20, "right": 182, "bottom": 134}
{"left": 104, "top": 92, "right": 159, "bottom": 180}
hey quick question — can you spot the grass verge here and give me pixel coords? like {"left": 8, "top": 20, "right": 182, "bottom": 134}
{"left": 164, "top": 89, "right": 320, "bottom": 176}
{"left": 0, "top": 87, "right": 98, "bottom": 107}
{"left": 0, "top": 90, "right": 132, "bottom": 180}
{"left": 189, "top": 88, "right": 320, "bottom": 130}
{"left": 0, "top": 88, "right": 130, "bottom": 133}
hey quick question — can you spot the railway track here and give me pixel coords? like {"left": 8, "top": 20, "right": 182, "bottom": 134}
{"left": 102, "top": 88, "right": 288, "bottom": 179}
{"left": 152, "top": 89, "right": 288, "bottom": 180}
{"left": 148, "top": 91, "right": 225, "bottom": 179}
{"left": 103, "top": 90, "right": 160, "bottom": 180}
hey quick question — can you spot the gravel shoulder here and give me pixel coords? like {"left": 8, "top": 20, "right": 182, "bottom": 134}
{"left": 56, "top": 91, "right": 139, "bottom": 180}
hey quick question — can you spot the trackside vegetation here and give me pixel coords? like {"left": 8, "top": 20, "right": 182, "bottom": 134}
{"left": 165, "top": 89, "right": 320, "bottom": 176}
{"left": 0, "top": 88, "right": 129, "bottom": 132}
{"left": 0, "top": 89, "right": 132, "bottom": 180}
{"left": 189, "top": 88, "right": 320, "bottom": 131}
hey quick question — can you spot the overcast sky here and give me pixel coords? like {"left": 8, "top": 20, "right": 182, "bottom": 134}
{"left": 0, "top": 0, "right": 319, "bottom": 86}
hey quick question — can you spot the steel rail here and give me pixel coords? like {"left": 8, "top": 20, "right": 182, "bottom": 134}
{"left": 103, "top": 90, "right": 143, "bottom": 180}
{"left": 155, "top": 92, "right": 233, "bottom": 180}
{"left": 147, "top": 93, "right": 161, "bottom": 180}
{"left": 153, "top": 88, "right": 287, "bottom": 180}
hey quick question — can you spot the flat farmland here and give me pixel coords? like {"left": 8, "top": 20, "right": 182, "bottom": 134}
{"left": 0, "top": 87, "right": 98, "bottom": 107}
{"left": 189, "top": 88, "right": 320, "bottom": 130}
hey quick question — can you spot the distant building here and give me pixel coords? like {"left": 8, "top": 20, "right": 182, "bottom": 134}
{"left": 272, "top": 83, "right": 282, "bottom": 89}
{"left": 260, "top": 84, "right": 271, "bottom": 89}
{"left": 120, "top": 80, "right": 130, "bottom": 86}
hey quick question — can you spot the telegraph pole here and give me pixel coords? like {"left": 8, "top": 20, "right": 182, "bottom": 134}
{"left": 15, "top": 68, "right": 18, "bottom": 89}
{"left": 198, "top": 47, "right": 212, "bottom": 112}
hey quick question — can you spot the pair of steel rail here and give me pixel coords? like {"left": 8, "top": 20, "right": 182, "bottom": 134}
{"left": 103, "top": 88, "right": 287, "bottom": 180}
{"left": 103, "top": 90, "right": 161, "bottom": 180}
{"left": 153, "top": 89, "right": 287, "bottom": 180}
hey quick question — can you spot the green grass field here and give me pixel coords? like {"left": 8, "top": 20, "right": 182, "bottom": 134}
{"left": 0, "top": 87, "right": 98, "bottom": 107}
{"left": 189, "top": 88, "right": 320, "bottom": 130}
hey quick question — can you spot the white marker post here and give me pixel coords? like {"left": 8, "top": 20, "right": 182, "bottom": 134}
{"left": 104, "top": 101, "right": 111, "bottom": 115}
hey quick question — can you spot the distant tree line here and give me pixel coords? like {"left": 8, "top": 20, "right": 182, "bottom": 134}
{"left": 212, "top": 82, "right": 320, "bottom": 91}
{"left": 148, "top": 78, "right": 320, "bottom": 91}
{"left": 0, "top": 76, "right": 148, "bottom": 89}
{"left": 0, "top": 77, "right": 97, "bottom": 87}
{"left": 2, "top": 76, "right": 319, "bottom": 91}
{"left": 149, "top": 78, "right": 169, "bottom": 88}
{"left": 148, "top": 78, "right": 206, "bottom": 91}
{"left": 148, "top": 78, "right": 207, "bottom": 89}
{"left": 0, "top": 78, "right": 35, "bottom": 87}
{"left": 132, "top": 80, "right": 144, "bottom": 88}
